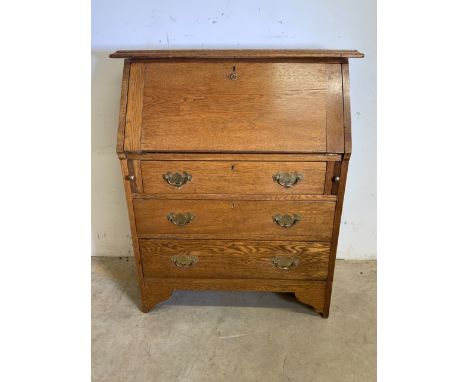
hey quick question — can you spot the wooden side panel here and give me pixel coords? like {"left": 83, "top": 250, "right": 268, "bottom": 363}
{"left": 140, "top": 240, "right": 330, "bottom": 280}
{"left": 342, "top": 61, "right": 352, "bottom": 157}
{"left": 326, "top": 64, "right": 344, "bottom": 153}
{"left": 324, "top": 162, "right": 335, "bottom": 194}
{"left": 140, "top": 161, "right": 326, "bottom": 195}
{"left": 116, "top": 60, "right": 131, "bottom": 155}
{"left": 133, "top": 160, "right": 143, "bottom": 193}
{"left": 124, "top": 63, "right": 145, "bottom": 151}
{"left": 133, "top": 199, "right": 335, "bottom": 240}
{"left": 323, "top": 160, "right": 349, "bottom": 317}
{"left": 119, "top": 160, "right": 145, "bottom": 292}
{"left": 140, "top": 62, "right": 328, "bottom": 152}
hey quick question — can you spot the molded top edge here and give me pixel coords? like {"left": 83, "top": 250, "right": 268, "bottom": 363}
{"left": 109, "top": 49, "right": 364, "bottom": 59}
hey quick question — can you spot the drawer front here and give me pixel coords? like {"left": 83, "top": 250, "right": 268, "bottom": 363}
{"left": 140, "top": 239, "right": 330, "bottom": 280}
{"left": 140, "top": 161, "right": 326, "bottom": 195}
{"left": 133, "top": 199, "right": 335, "bottom": 240}
{"left": 124, "top": 62, "right": 344, "bottom": 153}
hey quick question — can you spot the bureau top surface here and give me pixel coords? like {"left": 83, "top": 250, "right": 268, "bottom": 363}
{"left": 110, "top": 49, "right": 364, "bottom": 60}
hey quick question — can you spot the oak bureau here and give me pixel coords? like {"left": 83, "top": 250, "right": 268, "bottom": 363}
{"left": 110, "top": 49, "right": 364, "bottom": 317}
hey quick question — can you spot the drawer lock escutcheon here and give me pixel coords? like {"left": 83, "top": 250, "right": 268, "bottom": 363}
{"left": 230, "top": 65, "right": 237, "bottom": 80}
{"left": 163, "top": 171, "right": 192, "bottom": 188}
{"left": 171, "top": 255, "right": 198, "bottom": 268}
{"left": 272, "top": 172, "right": 304, "bottom": 188}
{"left": 167, "top": 212, "right": 195, "bottom": 226}
{"left": 272, "top": 214, "right": 301, "bottom": 228}
{"left": 272, "top": 256, "right": 300, "bottom": 270}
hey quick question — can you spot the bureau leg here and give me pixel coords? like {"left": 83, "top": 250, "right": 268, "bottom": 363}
{"left": 294, "top": 289, "right": 327, "bottom": 318}
{"left": 140, "top": 287, "right": 173, "bottom": 313}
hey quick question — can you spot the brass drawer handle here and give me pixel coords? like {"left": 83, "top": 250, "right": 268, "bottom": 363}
{"left": 272, "top": 256, "right": 299, "bottom": 270}
{"left": 163, "top": 171, "right": 192, "bottom": 188}
{"left": 272, "top": 214, "right": 301, "bottom": 228}
{"left": 167, "top": 212, "right": 195, "bottom": 226}
{"left": 171, "top": 255, "right": 198, "bottom": 268}
{"left": 272, "top": 172, "right": 304, "bottom": 188}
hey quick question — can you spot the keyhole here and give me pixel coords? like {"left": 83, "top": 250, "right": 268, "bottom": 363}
{"left": 230, "top": 66, "right": 237, "bottom": 81}
{"left": 231, "top": 164, "right": 235, "bottom": 171}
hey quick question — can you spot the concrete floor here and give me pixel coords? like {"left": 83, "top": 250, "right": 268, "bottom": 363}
{"left": 92, "top": 257, "right": 376, "bottom": 382}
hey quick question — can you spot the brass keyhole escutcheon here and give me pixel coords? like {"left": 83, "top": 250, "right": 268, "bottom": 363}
{"left": 230, "top": 66, "right": 237, "bottom": 80}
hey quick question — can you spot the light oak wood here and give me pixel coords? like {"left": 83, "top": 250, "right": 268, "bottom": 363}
{"left": 111, "top": 49, "right": 363, "bottom": 316}
{"left": 128, "top": 153, "right": 342, "bottom": 161}
{"left": 144, "top": 278, "right": 328, "bottom": 314}
{"left": 140, "top": 160, "right": 326, "bottom": 195}
{"left": 140, "top": 285, "right": 173, "bottom": 312}
{"left": 132, "top": 194, "right": 337, "bottom": 201}
{"left": 119, "top": 160, "right": 146, "bottom": 298}
{"left": 109, "top": 49, "right": 364, "bottom": 59}
{"left": 124, "top": 63, "right": 145, "bottom": 151}
{"left": 133, "top": 199, "right": 335, "bottom": 240}
{"left": 138, "top": 62, "right": 329, "bottom": 153}
{"left": 116, "top": 60, "right": 130, "bottom": 154}
{"left": 133, "top": 160, "right": 143, "bottom": 193}
{"left": 140, "top": 239, "right": 330, "bottom": 280}
{"left": 295, "top": 289, "right": 326, "bottom": 313}
{"left": 323, "top": 160, "right": 349, "bottom": 318}
{"left": 324, "top": 162, "right": 335, "bottom": 194}
{"left": 326, "top": 64, "right": 345, "bottom": 152}
{"left": 342, "top": 62, "right": 353, "bottom": 158}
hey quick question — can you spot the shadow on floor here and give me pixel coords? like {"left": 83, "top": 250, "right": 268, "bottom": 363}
{"left": 93, "top": 256, "right": 320, "bottom": 316}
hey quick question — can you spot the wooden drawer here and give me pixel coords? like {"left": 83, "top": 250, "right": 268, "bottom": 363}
{"left": 133, "top": 199, "right": 335, "bottom": 240}
{"left": 124, "top": 61, "right": 345, "bottom": 153}
{"left": 140, "top": 160, "right": 326, "bottom": 195}
{"left": 140, "top": 239, "right": 330, "bottom": 280}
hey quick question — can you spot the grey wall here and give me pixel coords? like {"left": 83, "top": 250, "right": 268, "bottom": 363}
{"left": 92, "top": 0, "right": 376, "bottom": 259}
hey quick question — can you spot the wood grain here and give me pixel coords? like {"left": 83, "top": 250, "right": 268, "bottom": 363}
{"left": 133, "top": 160, "right": 143, "bottom": 193}
{"left": 140, "top": 62, "right": 329, "bottom": 152}
{"left": 140, "top": 161, "right": 326, "bottom": 195}
{"left": 119, "top": 160, "right": 146, "bottom": 292}
{"left": 144, "top": 278, "right": 327, "bottom": 314}
{"left": 140, "top": 286, "right": 173, "bottom": 313}
{"left": 116, "top": 60, "right": 130, "bottom": 154}
{"left": 342, "top": 62, "right": 352, "bottom": 158}
{"left": 326, "top": 64, "right": 344, "bottom": 152}
{"left": 109, "top": 49, "right": 365, "bottom": 59}
{"left": 126, "top": 160, "right": 137, "bottom": 194}
{"left": 132, "top": 194, "right": 337, "bottom": 201}
{"left": 140, "top": 239, "right": 330, "bottom": 280}
{"left": 133, "top": 199, "right": 335, "bottom": 240}
{"left": 113, "top": 50, "right": 362, "bottom": 316}
{"left": 128, "top": 153, "right": 342, "bottom": 161}
{"left": 324, "top": 162, "right": 335, "bottom": 194}
{"left": 124, "top": 63, "right": 145, "bottom": 151}
{"left": 295, "top": 289, "right": 326, "bottom": 314}
{"left": 323, "top": 160, "right": 349, "bottom": 317}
